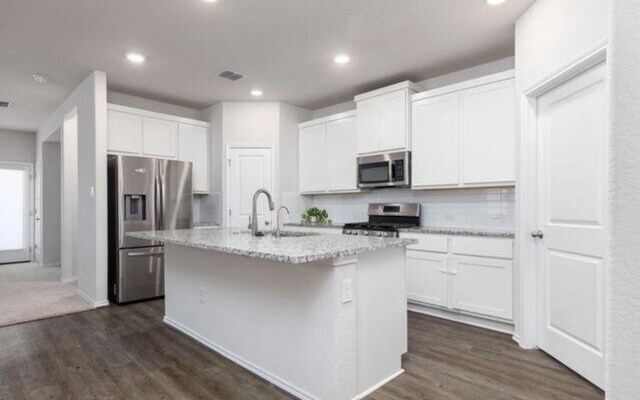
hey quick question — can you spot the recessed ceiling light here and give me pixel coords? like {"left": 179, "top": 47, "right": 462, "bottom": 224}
{"left": 486, "top": 0, "right": 507, "bottom": 5}
{"left": 203, "top": 0, "right": 219, "bottom": 2}
{"left": 32, "top": 73, "right": 49, "bottom": 83}
{"left": 251, "top": 89, "right": 263, "bottom": 97}
{"left": 126, "top": 52, "right": 146, "bottom": 64}
{"left": 334, "top": 54, "right": 351, "bottom": 64}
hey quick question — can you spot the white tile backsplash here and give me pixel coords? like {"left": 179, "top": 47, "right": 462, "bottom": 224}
{"left": 299, "top": 187, "right": 515, "bottom": 229}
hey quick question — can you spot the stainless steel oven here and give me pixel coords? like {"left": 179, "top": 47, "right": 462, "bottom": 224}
{"left": 357, "top": 151, "right": 411, "bottom": 188}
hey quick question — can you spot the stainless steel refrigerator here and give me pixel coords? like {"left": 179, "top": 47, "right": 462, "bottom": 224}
{"left": 107, "top": 155, "right": 192, "bottom": 304}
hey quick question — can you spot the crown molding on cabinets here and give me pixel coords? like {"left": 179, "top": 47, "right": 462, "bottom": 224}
{"left": 298, "top": 110, "right": 356, "bottom": 129}
{"left": 107, "top": 103, "right": 209, "bottom": 128}
{"left": 354, "top": 81, "right": 421, "bottom": 103}
{"left": 412, "top": 70, "right": 515, "bottom": 102}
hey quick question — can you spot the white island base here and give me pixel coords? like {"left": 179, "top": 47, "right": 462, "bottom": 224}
{"left": 163, "top": 244, "right": 407, "bottom": 400}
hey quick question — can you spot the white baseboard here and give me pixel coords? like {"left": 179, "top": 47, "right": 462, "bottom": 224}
{"left": 76, "top": 288, "right": 109, "bottom": 309}
{"left": 60, "top": 275, "right": 77, "bottom": 283}
{"left": 356, "top": 369, "right": 404, "bottom": 400}
{"left": 408, "top": 302, "right": 514, "bottom": 335}
{"left": 164, "top": 316, "right": 323, "bottom": 400}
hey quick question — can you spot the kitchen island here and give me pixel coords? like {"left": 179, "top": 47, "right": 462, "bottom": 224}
{"left": 129, "top": 228, "right": 416, "bottom": 400}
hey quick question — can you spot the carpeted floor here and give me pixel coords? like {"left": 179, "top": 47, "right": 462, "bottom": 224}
{"left": 0, "top": 263, "right": 92, "bottom": 327}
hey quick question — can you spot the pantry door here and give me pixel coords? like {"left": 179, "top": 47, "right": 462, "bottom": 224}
{"left": 0, "top": 163, "right": 31, "bottom": 264}
{"left": 225, "top": 147, "right": 274, "bottom": 228}
{"left": 535, "top": 62, "right": 607, "bottom": 389}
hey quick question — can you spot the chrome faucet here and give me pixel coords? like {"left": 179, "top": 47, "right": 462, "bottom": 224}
{"left": 250, "top": 189, "right": 275, "bottom": 236}
{"left": 275, "top": 206, "right": 290, "bottom": 238}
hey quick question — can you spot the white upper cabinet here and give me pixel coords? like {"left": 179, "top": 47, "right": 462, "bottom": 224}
{"left": 355, "top": 81, "right": 418, "bottom": 155}
{"left": 299, "top": 123, "right": 328, "bottom": 194}
{"left": 178, "top": 124, "right": 209, "bottom": 193}
{"left": 142, "top": 117, "right": 178, "bottom": 158}
{"left": 411, "top": 71, "right": 516, "bottom": 190}
{"left": 461, "top": 79, "right": 516, "bottom": 185}
{"left": 299, "top": 111, "right": 358, "bottom": 194}
{"left": 326, "top": 116, "right": 357, "bottom": 192}
{"left": 107, "top": 110, "right": 143, "bottom": 154}
{"left": 412, "top": 92, "right": 460, "bottom": 187}
{"left": 106, "top": 104, "right": 210, "bottom": 194}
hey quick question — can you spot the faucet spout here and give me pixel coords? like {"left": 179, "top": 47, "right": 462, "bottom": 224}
{"left": 251, "top": 189, "right": 275, "bottom": 236}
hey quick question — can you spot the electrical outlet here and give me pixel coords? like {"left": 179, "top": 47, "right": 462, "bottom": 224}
{"left": 199, "top": 287, "right": 205, "bottom": 305}
{"left": 342, "top": 279, "right": 353, "bottom": 304}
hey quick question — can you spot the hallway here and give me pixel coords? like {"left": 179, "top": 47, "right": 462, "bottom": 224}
{"left": 0, "top": 263, "right": 91, "bottom": 327}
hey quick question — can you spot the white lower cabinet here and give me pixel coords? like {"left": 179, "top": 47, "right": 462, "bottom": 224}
{"left": 450, "top": 255, "right": 512, "bottom": 320}
{"left": 402, "top": 233, "right": 514, "bottom": 325}
{"left": 407, "top": 250, "right": 448, "bottom": 307}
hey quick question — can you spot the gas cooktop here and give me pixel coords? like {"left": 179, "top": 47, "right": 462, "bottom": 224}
{"left": 342, "top": 203, "right": 421, "bottom": 238}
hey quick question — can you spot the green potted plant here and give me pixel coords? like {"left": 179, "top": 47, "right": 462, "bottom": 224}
{"left": 301, "top": 207, "right": 331, "bottom": 226}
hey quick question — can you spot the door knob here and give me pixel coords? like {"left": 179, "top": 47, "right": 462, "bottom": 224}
{"left": 531, "top": 230, "right": 544, "bottom": 239}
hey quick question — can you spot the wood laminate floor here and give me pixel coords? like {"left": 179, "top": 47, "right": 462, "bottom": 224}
{"left": 0, "top": 300, "right": 603, "bottom": 400}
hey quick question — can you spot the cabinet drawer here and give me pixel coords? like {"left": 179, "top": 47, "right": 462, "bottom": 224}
{"left": 451, "top": 236, "right": 513, "bottom": 259}
{"left": 401, "top": 233, "right": 448, "bottom": 253}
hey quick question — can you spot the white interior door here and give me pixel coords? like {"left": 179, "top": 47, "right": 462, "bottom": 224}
{"left": 536, "top": 62, "right": 607, "bottom": 388}
{"left": 0, "top": 163, "right": 31, "bottom": 264}
{"left": 226, "top": 147, "right": 274, "bottom": 228}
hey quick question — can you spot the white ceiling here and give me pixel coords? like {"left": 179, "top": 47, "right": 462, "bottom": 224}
{"left": 0, "top": 0, "right": 534, "bottom": 132}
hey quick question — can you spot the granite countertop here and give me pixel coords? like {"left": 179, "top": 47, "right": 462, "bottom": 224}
{"left": 399, "top": 226, "right": 515, "bottom": 238}
{"left": 193, "top": 222, "right": 220, "bottom": 228}
{"left": 284, "top": 222, "right": 345, "bottom": 230}
{"left": 287, "top": 221, "right": 515, "bottom": 238}
{"left": 128, "top": 228, "right": 417, "bottom": 264}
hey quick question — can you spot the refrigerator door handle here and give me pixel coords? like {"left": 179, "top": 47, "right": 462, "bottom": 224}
{"left": 154, "top": 172, "right": 164, "bottom": 231}
{"left": 127, "top": 250, "right": 165, "bottom": 257}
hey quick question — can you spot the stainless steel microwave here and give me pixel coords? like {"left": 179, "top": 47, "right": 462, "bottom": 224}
{"left": 357, "top": 151, "right": 411, "bottom": 188}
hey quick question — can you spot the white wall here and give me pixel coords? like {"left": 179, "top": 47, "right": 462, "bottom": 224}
{"left": 0, "top": 129, "right": 36, "bottom": 164}
{"left": 41, "top": 142, "right": 61, "bottom": 267}
{"left": 279, "top": 103, "right": 312, "bottom": 196}
{"left": 200, "top": 102, "right": 311, "bottom": 225}
{"left": 312, "top": 57, "right": 515, "bottom": 119}
{"left": 37, "top": 71, "right": 108, "bottom": 307}
{"left": 107, "top": 91, "right": 204, "bottom": 121}
{"left": 515, "top": 0, "right": 609, "bottom": 91}
{"left": 608, "top": 0, "right": 640, "bottom": 396}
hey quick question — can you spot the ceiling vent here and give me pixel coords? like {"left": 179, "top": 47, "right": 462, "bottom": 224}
{"left": 0, "top": 101, "right": 11, "bottom": 108}
{"left": 218, "top": 70, "right": 245, "bottom": 82}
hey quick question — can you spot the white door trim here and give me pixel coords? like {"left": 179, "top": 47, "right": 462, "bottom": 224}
{"left": 516, "top": 41, "right": 608, "bottom": 349}
{"left": 223, "top": 144, "right": 277, "bottom": 228}
{"left": 0, "top": 161, "right": 34, "bottom": 264}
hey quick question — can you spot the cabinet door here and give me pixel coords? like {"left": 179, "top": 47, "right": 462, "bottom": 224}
{"left": 326, "top": 116, "right": 357, "bottom": 191}
{"left": 380, "top": 91, "right": 408, "bottom": 152}
{"left": 461, "top": 79, "right": 516, "bottom": 185}
{"left": 412, "top": 93, "right": 460, "bottom": 187}
{"left": 356, "top": 98, "right": 381, "bottom": 154}
{"left": 406, "top": 250, "right": 448, "bottom": 308}
{"left": 107, "top": 110, "right": 142, "bottom": 154}
{"left": 178, "top": 123, "right": 209, "bottom": 193}
{"left": 143, "top": 117, "right": 178, "bottom": 158}
{"left": 450, "top": 255, "right": 513, "bottom": 320}
{"left": 299, "top": 124, "right": 328, "bottom": 193}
